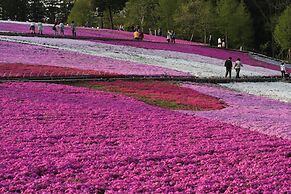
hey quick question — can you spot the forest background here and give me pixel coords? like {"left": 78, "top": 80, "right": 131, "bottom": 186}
{"left": 0, "top": 0, "right": 290, "bottom": 60}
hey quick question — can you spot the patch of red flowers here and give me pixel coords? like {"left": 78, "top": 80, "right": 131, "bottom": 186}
{"left": 0, "top": 63, "right": 117, "bottom": 78}
{"left": 89, "top": 81, "right": 227, "bottom": 111}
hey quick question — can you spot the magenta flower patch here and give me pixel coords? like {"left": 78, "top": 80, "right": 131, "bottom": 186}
{"left": 0, "top": 21, "right": 198, "bottom": 45}
{"left": 0, "top": 63, "right": 118, "bottom": 77}
{"left": 0, "top": 82, "right": 290, "bottom": 193}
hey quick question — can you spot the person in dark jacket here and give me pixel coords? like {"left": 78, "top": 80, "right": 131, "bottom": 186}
{"left": 224, "top": 57, "right": 233, "bottom": 78}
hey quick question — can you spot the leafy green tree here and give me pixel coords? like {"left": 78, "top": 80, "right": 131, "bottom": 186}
{"left": 174, "top": 0, "right": 216, "bottom": 42}
{"left": 274, "top": 5, "right": 291, "bottom": 59}
{"left": 0, "top": 1, "right": 3, "bottom": 19}
{"left": 59, "top": 0, "right": 75, "bottom": 23}
{"left": 123, "top": 0, "right": 159, "bottom": 32}
{"left": 28, "top": 0, "right": 45, "bottom": 21}
{"left": 94, "top": 0, "right": 127, "bottom": 29}
{"left": 217, "top": 0, "right": 254, "bottom": 48}
{"left": 43, "top": 0, "right": 60, "bottom": 23}
{"left": 68, "top": 0, "right": 95, "bottom": 26}
{"left": 233, "top": 0, "right": 254, "bottom": 48}
{"left": 0, "top": 0, "right": 28, "bottom": 21}
{"left": 249, "top": 0, "right": 290, "bottom": 56}
{"left": 158, "top": 0, "right": 179, "bottom": 32}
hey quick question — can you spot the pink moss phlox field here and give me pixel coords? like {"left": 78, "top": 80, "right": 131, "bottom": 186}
{"left": 0, "top": 21, "right": 198, "bottom": 45}
{"left": 0, "top": 41, "right": 188, "bottom": 76}
{"left": 0, "top": 63, "right": 119, "bottom": 77}
{"left": 182, "top": 84, "right": 291, "bottom": 140}
{"left": 95, "top": 40, "right": 288, "bottom": 72}
{"left": 1, "top": 82, "right": 290, "bottom": 193}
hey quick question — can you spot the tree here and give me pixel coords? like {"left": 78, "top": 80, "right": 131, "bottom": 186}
{"left": 249, "top": 0, "right": 291, "bottom": 56}
{"left": 28, "top": 0, "right": 45, "bottom": 21}
{"left": 123, "top": 0, "right": 159, "bottom": 32}
{"left": 158, "top": 0, "right": 179, "bottom": 32}
{"left": 59, "top": 0, "right": 75, "bottom": 22}
{"left": 232, "top": 0, "right": 254, "bottom": 48}
{"left": 274, "top": 5, "right": 291, "bottom": 59}
{"left": 0, "top": 1, "right": 3, "bottom": 19}
{"left": 0, "top": 0, "right": 28, "bottom": 21}
{"left": 43, "top": 0, "right": 60, "bottom": 23}
{"left": 67, "top": 0, "right": 94, "bottom": 26}
{"left": 217, "top": 0, "right": 254, "bottom": 48}
{"left": 174, "top": 0, "right": 216, "bottom": 42}
{"left": 94, "top": 0, "right": 127, "bottom": 29}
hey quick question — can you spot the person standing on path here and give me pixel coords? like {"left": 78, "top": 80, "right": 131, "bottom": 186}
{"left": 234, "top": 58, "right": 243, "bottom": 78}
{"left": 224, "top": 57, "right": 233, "bottom": 78}
{"left": 218, "top": 37, "right": 222, "bottom": 47}
{"left": 30, "top": 22, "right": 36, "bottom": 34}
{"left": 171, "top": 31, "right": 176, "bottom": 44}
{"left": 167, "top": 30, "right": 172, "bottom": 43}
{"left": 37, "top": 22, "right": 43, "bottom": 35}
{"left": 52, "top": 23, "right": 58, "bottom": 35}
{"left": 133, "top": 30, "right": 140, "bottom": 40}
{"left": 280, "top": 62, "right": 286, "bottom": 78}
{"left": 71, "top": 21, "right": 77, "bottom": 37}
{"left": 59, "top": 22, "right": 65, "bottom": 36}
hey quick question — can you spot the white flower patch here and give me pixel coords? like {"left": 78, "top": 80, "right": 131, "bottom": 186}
{"left": 0, "top": 35, "right": 278, "bottom": 78}
{"left": 220, "top": 82, "right": 291, "bottom": 103}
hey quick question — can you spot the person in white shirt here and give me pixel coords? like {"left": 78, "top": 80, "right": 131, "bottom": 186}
{"left": 234, "top": 58, "right": 243, "bottom": 78}
{"left": 280, "top": 62, "right": 286, "bottom": 78}
{"left": 218, "top": 37, "right": 222, "bottom": 48}
{"left": 37, "top": 22, "right": 43, "bottom": 35}
{"left": 59, "top": 22, "right": 65, "bottom": 36}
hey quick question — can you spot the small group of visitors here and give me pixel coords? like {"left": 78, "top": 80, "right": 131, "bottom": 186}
{"left": 118, "top": 25, "right": 125, "bottom": 31}
{"left": 224, "top": 57, "right": 243, "bottom": 78}
{"left": 166, "top": 30, "right": 176, "bottom": 44}
{"left": 280, "top": 62, "right": 288, "bottom": 78}
{"left": 218, "top": 37, "right": 226, "bottom": 48}
{"left": 225, "top": 57, "right": 289, "bottom": 79}
{"left": 29, "top": 22, "right": 43, "bottom": 35}
{"left": 52, "top": 21, "right": 65, "bottom": 36}
{"left": 29, "top": 20, "right": 77, "bottom": 37}
{"left": 133, "top": 29, "right": 144, "bottom": 41}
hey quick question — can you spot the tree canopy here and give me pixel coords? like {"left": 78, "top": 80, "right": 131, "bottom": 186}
{"left": 0, "top": 0, "right": 291, "bottom": 59}
{"left": 274, "top": 5, "right": 291, "bottom": 50}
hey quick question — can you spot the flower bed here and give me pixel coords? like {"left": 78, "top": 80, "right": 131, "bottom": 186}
{"left": 81, "top": 80, "right": 226, "bottom": 111}
{"left": 0, "top": 36, "right": 278, "bottom": 77}
{"left": 0, "top": 63, "right": 118, "bottom": 77}
{"left": 0, "top": 20, "right": 197, "bottom": 44}
{"left": 95, "top": 39, "right": 288, "bottom": 72}
{"left": 182, "top": 84, "right": 291, "bottom": 140}
{"left": 220, "top": 82, "right": 291, "bottom": 103}
{"left": 0, "top": 40, "right": 187, "bottom": 77}
{"left": 0, "top": 82, "right": 290, "bottom": 193}
{"left": 1, "top": 21, "right": 288, "bottom": 73}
